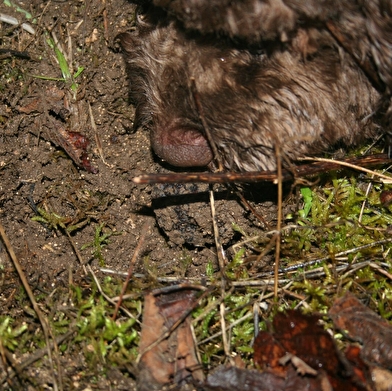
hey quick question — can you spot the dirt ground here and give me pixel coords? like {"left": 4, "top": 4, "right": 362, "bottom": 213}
{"left": 2, "top": 1, "right": 392, "bottom": 390}
{"left": 0, "top": 0, "right": 284, "bottom": 389}
{"left": 0, "top": 0, "right": 283, "bottom": 278}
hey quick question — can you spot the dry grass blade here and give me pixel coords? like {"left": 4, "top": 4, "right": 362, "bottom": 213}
{"left": 209, "top": 188, "right": 233, "bottom": 363}
{"left": 69, "top": 229, "right": 138, "bottom": 319}
{"left": 300, "top": 156, "right": 392, "bottom": 182}
{"left": 87, "top": 264, "right": 137, "bottom": 320}
{"left": 88, "top": 101, "right": 110, "bottom": 166}
{"left": 0, "top": 220, "right": 62, "bottom": 391}
{"left": 0, "top": 330, "right": 75, "bottom": 384}
{"left": 112, "top": 220, "right": 150, "bottom": 320}
{"left": 274, "top": 238, "right": 392, "bottom": 274}
{"left": 274, "top": 144, "right": 283, "bottom": 298}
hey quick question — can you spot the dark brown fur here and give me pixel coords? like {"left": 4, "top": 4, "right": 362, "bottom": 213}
{"left": 120, "top": 1, "right": 391, "bottom": 171}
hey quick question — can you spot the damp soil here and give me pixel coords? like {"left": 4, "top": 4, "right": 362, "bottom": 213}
{"left": 0, "top": 1, "right": 285, "bottom": 389}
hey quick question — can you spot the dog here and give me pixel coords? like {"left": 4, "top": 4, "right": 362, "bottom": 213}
{"left": 120, "top": 0, "right": 392, "bottom": 172}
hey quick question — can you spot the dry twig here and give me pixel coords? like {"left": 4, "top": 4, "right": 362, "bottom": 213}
{"left": 0, "top": 220, "right": 62, "bottom": 391}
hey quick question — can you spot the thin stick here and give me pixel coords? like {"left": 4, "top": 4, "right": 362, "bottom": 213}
{"left": 66, "top": 231, "right": 135, "bottom": 318}
{"left": 270, "top": 238, "right": 392, "bottom": 274}
{"left": 299, "top": 156, "right": 392, "bottom": 181}
{"left": 359, "top": 182, "right": 373, "bottom": 223}
{"left": 198, "top": 282, "right": 294, "bottom": 345}
{"left": 87, "top": 264, "right": 137, "bottom": 320}
{"left": 209, "top": 188, "right": 233, "bottom": 363}
{"left": 0, "top": 220, "right": 61, "bottom": 391}
{"left": 112, "top": 221, "right": 150, "bottom": 320}
{"left": 199, "top": 312, "right": 253, "bottom": 345}
{"left": 274, "top": 145, "right": 283, "bottom": 298}
{"left": 133, "top": 154, "right": 392, "bottom": 184}
{"left": 368, "top": 262, "right": 392, "bottom": 280}
{"left": 100, "top": 269, "right": 288, "bottom": 286}
{"left": 88, "top": 101, "right": 109, "bottom": 166}
{"left": 66, "top": 231, "right": 88, "bottom": 275}
{"left": 209, "top": 188, "right": 227, "bottom": 277}
{"left": 0, "top": 330, "right": 75, "bottom": 385}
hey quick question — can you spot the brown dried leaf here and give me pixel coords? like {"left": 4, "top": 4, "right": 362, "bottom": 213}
{"left": 138, "top": 286, "right": 204, "bottom": 390}
{"left": 254, "top": 310, "right": 368, "bottom": 391}
{"left": 329, "top": 293, "right": 392, "bottom": 369}
{"left": 53, "top": 127, "right": 97, "bottom": 173}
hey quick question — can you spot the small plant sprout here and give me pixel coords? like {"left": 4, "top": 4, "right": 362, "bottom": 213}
{"left": 81, "top": 223, "right": 121, "bottom": 266}
{"left": 0, "top": 317, "right": 28, "bottom": 352}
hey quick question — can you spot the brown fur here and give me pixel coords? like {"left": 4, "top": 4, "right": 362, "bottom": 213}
{"left": 120, "top": 1, "right": 391, "bottom": 171}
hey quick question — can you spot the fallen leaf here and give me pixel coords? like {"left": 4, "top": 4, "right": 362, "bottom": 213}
{"left": 137, "top": 285, "right": 205, "bottom": 390}
{"left": 254, "top": 310, "right": 368, "bottom": 391}
{"left": 329, "top": 292, "right": 392, "bottom": 369}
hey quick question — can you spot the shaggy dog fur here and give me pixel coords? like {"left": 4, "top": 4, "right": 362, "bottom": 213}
{"left": 120, "top": 0, "right": 392, "bottom": 171}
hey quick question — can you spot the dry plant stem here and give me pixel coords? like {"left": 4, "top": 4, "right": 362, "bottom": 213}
{"left": 249, "top": 231, "right": 280, "bottom": 274}
{"left": 209, "top": 188, "right": 227, "bottom": 277}
{"left": 100, "top": 268, "right": 290, "bottom": 286}
{"left": 190, "top": 78, "right": 223, "bottom": 171}
{"left": 299, "top": 156, "right": 392, "bottom": 181}
{"left": 199, "top": 282, "right": 294, "bottom": 345}
{"left": 284, "top": 289, "right": 307, "bottom": 303}
{"left": 67, "top": 28, "right": 73, "bottom": 66}
{"left": 220, "top": 301, "right": 232, "bottom": 363}
{"left": 338, "top": 260, "right": 379, "bottom": 280}
{"left": 88, "top": 101, "right": 108, "bottom": 166}
{"left": 236, "top": 190, "right": 269, "bottom": 228}
{"left": 272, "top": 238, "right": 392, "bottom": 274}
{"left": 0, "top": 330, "right": 75, "bottom": 385}
{"left": 344, "top": 260, "right": 392, "bottom": 281}
{"left": 51, "top": 31, "right": 67, "bottom": 61}
{"left": 36, "top": 1, "right": 51, "bottom": 27}
{"left": 281, "top": 259, "right": 391, "bottom": 282}
{"left": 209, "top": 187, "right": 232, "bottom": 362}
{"left": 103, "top": 0, "right": 109, "bottom": 42}
{"left": 297, "top": 262, "right": 351, "bottom": 280}
{"left": 67, "top": 232, "right": 135, "bottom": 319}
{"left": 253, "top": 302, "right": 260, "bottom": 338}
{"left": 66, "top": 231, "right": 88, "bottom": 275}
{"left": 359, "top": 182, "right": 373, "bottom": 223}
{"left": 102, "top": 257, "right": 390, "bottom": 288}
{"left": 192, "top": 286, "right": 234, "bottom": 325}
{"left": 232, "top": 234, "right": 269, "bottom": 253}
{"left": 368, "top": 262, "right": 392, "bottom": 280}
{"left": 133, "top": 154, "right": 392, "bottom": 184}
{"left": 231, "top": 278, "right": 291, "bottom": 287}
{"left": 252, "top": 286, "right": 269, "bottom": 337}
{"left": 190, "top": 323, "right": 202, "bottom": 364}
{"left": 199, "top": 312, "right": 253, "bottom": 346}
{"left": 112, "top": 220, "right": 150, "bottom": 320}
{"left": 87, "top": 264, "right": 137, "bottom": 321}
{"left": 0, "top": 220, "right": 61, "bottom": 391}
{"left": 274, "top": 145, "right": 283, "bottom": 298}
